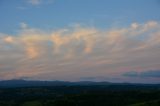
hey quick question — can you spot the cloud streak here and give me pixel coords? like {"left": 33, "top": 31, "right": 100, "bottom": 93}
{"left": 123, "top": 70, "right": 160, "bottom": 78}
{"left": 27, "top": 0, "right": 54, "bottom": 6}
{"left": 28, "top": 0, "right": 42, "bottom": 5}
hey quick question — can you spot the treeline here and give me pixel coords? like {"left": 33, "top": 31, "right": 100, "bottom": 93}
{"left": 0, "top": 85, "right": 160, "bottom": 106}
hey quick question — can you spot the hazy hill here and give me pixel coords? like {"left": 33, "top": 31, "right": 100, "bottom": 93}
{"left": 0, "top": 79, "right": 159, "bottom": 88}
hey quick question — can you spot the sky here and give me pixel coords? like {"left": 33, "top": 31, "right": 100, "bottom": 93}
{"left": 0, "top": 0, "right": 160, "bottom": 83}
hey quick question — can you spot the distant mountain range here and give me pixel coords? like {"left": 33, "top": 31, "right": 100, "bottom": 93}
{"left": 0, "top": 79, "right": 111, "bottom": 87}
{"left": 0, "top": 79, "right": 159, "bottom": 87}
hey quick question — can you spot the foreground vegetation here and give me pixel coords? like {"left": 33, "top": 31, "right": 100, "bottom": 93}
{"left": 0, "top": 84, "right": 160, "bottom": 106}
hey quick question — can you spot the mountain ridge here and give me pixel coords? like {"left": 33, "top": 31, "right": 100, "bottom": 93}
{"left": 0, "top": 79, "right": 159, "bottom": 88}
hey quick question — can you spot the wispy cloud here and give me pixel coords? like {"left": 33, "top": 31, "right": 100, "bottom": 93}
{"left": 0, "top": 21, "right": 160, "bottom": 82}
{"left": 27, "top": 0, "right": 54, "bottom": 6}
{"left": 28, "top": 0, "right": 42, "bottom": 5}
{"left": 123, "top": 70, "right": 160, "bottom": 78}
{"left": 17, "top": 0, "right": 54, "bottom": 10}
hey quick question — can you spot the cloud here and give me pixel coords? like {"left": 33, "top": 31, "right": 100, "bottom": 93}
{"left": 17, "top": 0, "right": 54, "bottom": 10}
{"left": 3, "top": 36, "right": 14, "bottom": 43}
{"left": 123, "top": 71, "right": 139, "bottom": 77}
{"left": 25, "top": 46, "right": 38, "bottom": 59}
{"left": 20, "top": 22, "right": 28, "bottom": 29}
{"left": 0, "top": 21, "right": 160, "bottom": 82}
{"left": 123, "top": 70, "right": 160, "bottom": 78}
{"left": 28, "top": 0, "right": 42, "bottom": 5}
{"left": 27, "top": 0, "right": 54, "bottom": 6}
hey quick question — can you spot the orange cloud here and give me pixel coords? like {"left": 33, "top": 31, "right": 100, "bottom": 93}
{"left": 3, "top": 36, "right": 14, "bottom": 43}
{"left": 26, "top": 46, "right": 38, "bottom": 59}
